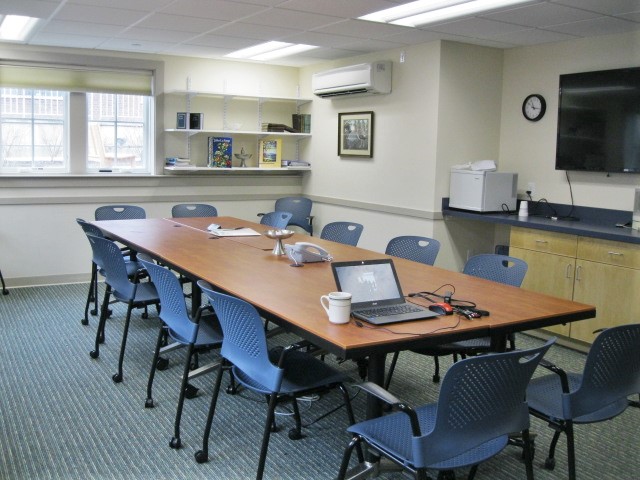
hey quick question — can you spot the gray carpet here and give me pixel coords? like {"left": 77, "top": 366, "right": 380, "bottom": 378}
{"left": 0, "top": 283, "right": 637, "bottom": 479}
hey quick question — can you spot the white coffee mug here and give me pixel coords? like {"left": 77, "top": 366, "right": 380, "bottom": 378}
{"left": 320, "top": 292, "right": 352, "bottom": 324}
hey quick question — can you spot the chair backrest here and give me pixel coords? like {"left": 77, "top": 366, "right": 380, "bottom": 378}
{"left": 567, "top": 323, "right": 640, "bottom": 419}
{"left": 95, "top": 205, "right": 146, "bottom": 221}
{"left": 414, "top": 339, "right": 555, "bottom": 467}
{"left": 385, "top": 236, "right": 440, "bottom": 266}
{"left": 77, "top": 218, "right": 104, "bottom": 266}
{"left": 198, "top": 281, "right": 284, "bottom": 392}
{"left": 274, "top": 197, "right": 313, "bottom": 234}
{"left": 171, "top": 203, "right": 218, "bottom": 218}
{"left": 259, "top": 211, "right": 293, "bottom": 229}
{"left": 138, "top": 255, "right": 197, "bottom": 344}
{"left": 320, "top": 222, "right": 364, "bottom": 246}
{"left": 463, "top": 253, "right": 527, "bottom": 287}
{"left": 86, "top": 234, "right": 136, "bottom": 300}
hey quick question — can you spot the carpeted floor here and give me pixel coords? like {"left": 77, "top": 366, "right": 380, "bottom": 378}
{"left": 0, "top": 283, "right": 637, "bottom": 479}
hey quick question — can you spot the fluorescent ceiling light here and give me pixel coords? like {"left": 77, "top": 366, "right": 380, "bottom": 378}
{"left": 0, "top": 15, "right": 41, "bottom": 42}
{"left": 360, "top": 0, "right": 533, "bottom": 27}
{"left": 226, "top": 41, "right": 317, "bottom": 61}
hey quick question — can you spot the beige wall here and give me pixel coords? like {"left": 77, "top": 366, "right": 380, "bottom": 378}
{"left": 499, "top": 31, "right": 640, "bottom": 210}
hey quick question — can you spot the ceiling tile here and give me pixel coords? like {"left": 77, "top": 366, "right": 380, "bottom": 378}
{"left": 276, "top": 0, "right": 398, "bottom": 18}
{"left": 29, "top": 31, "right": 109, "bottom": 49}
{"left": 184, "top": 33, "right": 258, "bottom": 50}
{"left": 313, "top": 19, "right": 414, "bottom": 39}
{"left": 158, "top": 0, "right": 270, "bottom": 21}
{"left": 545, "top": 15, "right": 640, "bottom": 37}
{"left": 211, "top": 22, "right": 303, "bottom": 40}
{"left": 136, "top": 13, "right": 226, "bottom": 33}
{"left": 241, "top": 7, "right": 342, "bottom": 30}
{"left": 482, "top": 2, "right": 601, "bottom": 27}
{"left": 430, "top": 17, "right": 530, "bottom": 39}
{"left": 55, "top": 4, "right": 149, "bottom": 26}
{"left": 491, "top": 27, "right": 579, "bottom": 45}
{"left": 39, "top": 20, "right": 124, "bottom": 37}
{"left": 552, "top": 0, "right": 640, "bottom": 16}
{"left": 98, "top": 38, "right": 177, "bottom": 53}
{"left": 0, "top": 0, "right": 60, "bottom": 18}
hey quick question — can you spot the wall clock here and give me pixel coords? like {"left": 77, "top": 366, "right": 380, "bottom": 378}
{"left": 522, "top": 94, "right": 546, "bottom": 122}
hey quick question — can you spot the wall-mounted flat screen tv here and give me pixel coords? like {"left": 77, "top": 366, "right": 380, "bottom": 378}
{"left": 555, "top": 66, "right": 640, "bottom": 173}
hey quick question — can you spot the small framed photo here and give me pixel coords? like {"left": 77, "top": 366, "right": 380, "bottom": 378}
{"left": 338, "top": 111, "right": 374, "bottom": 157}
{"left": 176, "top": 112, "right": 187, "bottom": 129}
{"left": 189, "top": 113, "right": 203, "bottom": 130}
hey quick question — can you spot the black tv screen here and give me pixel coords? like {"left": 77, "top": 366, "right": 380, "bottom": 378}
{"left": 555, "top": 66, "right": 640, "bottom": 173}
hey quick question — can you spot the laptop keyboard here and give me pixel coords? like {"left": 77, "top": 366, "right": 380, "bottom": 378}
{"left": 358, "top": 304, "right": 423, "bottom": 318}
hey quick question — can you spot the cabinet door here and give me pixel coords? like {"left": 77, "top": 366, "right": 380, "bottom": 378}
{"left": 572, "top": 260, "right": 640, "bottom": 344}
{"left": 510, "top": 247, "right": 574, "bottom": 337}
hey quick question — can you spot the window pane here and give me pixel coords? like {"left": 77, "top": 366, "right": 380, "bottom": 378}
{"left": 87, "top": 93, "right": 149, "bottom": 172}
{"left": 0, "top": 89, "right": 68, "bottom": 171}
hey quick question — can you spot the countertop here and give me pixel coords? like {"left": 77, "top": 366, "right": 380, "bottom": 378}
{"left": 442, "top": 198, "right": 640, "bottom": 245}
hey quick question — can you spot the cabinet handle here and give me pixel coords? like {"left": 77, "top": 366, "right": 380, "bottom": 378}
{"left": 607, "top": 251, "right": 624, "bottom": 256}
{"left": 565, "top": 264, "right": 573, "bottom": 279}
{"left": 534, "top": 239, "right": 548, "bottom": 243}
{"left": 575, "top": 265, "right": 582, "bottom": 282}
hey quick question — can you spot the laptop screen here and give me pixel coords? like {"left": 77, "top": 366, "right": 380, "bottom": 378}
{"left": 331, "top": 259, "right": 405, "bottom": 308}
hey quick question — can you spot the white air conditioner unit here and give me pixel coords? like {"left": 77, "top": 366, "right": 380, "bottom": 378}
{"left": 312, "top": 61, "right": 392, "bottom": 98}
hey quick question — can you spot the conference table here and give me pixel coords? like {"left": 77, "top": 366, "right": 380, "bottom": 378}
{"left": 93, "top": 216, "right": 595, "bottom": 421}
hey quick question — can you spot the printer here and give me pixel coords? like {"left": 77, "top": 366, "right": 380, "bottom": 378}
{"left": 449, "top": 167, "right": 518, "bottom": 213}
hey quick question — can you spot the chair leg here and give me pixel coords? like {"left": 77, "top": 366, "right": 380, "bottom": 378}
{"left": 257, "top": 393, "right": 280, "bottom": 480}
{"left": 566, "top": 422, "right": 576, "bottom": 480}
{"left": 433, "top": 356, "right": 441, "bottom": 383}
{"left": 90, "top": 286, "right": 111, "bottom": 358}
{"left": 145, "top": 325, "right": 166, "bottom": 408}
{"left": 195, "top": 361, "right": 226, "bottom": 464}
{"left": 112, "top": 304, "right": 134, "bottom": 383}
{"left": 545, "top": 429, "right": 562, "bottom": 470}
{"left": 522, "top": 429, "right": 535, "bottom": 480}
{"left": 288, "top": 398, "right": 304, "bottom": 440}
{"left": 339, "top": 384, "right": 364, "bottom": 463}
{"left": 337, "top": 435, "right": 363, "bottom": 480}
{"left": 82, "top": 263, "right": 98, "bottom": 325}
{"left": 384, "top": 351, "right": 400, "bottom": 390}
{"left": 170, "top": 344, "right": 196, "bottom": 449}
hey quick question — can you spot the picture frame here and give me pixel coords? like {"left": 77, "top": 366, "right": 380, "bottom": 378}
{"left": 176, "top": 112, "right": 187, "bottom": 129}
{"left": 338, "top": 111, "right": 374, "bottom": 157}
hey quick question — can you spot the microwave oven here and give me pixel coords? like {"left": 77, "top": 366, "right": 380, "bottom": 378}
{"left": 449, "top": 170, "right": 518, "bottom": 212}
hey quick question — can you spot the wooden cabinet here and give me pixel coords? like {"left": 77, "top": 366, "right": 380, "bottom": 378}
{"left": 510, "top": 227, "right": 640, "bottom": 344}
{"left": 164, "top": 90, "right": 312, "bottom": 173}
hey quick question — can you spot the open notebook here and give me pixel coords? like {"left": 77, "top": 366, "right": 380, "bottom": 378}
{"left": 331, "top": 258, "right": 439, "bottom": 325}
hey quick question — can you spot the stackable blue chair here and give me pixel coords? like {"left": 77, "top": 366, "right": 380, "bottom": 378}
{"left": 76, "top": 218, "right": 142, "bottom": 326}
{"left": 195, "top": 281, "right": 362, "bottom": 480}
{"left": 274, "top": 197, "right": 313, "bottom": 235}
{"left": 320, "top": 222, "right": 363, "bottom": 246}
{"left": 338, "top": 339, "right": 555, "bottom": 480}
{"left": 137, "top": 255, "right": 223, "bottom": 449}
{"left": 86, "top": 234, "right": 159, "bottom": 383}
{"left": 385, "top": 235, "right": 441, "bottom": 267}
{"left": 527, "top": 323, "right": 640, "bottom": 480}
{"left": 388, "top": 254, "right": 528, "bottom": 388}
{"left": 95, "top": 204, "right": 146, "bottom": 221}
{"left": 259, "top": 211, "right": 292, "bottom": 229}
{"left": 171, "top": 203, "right": 218, "bottom": 218}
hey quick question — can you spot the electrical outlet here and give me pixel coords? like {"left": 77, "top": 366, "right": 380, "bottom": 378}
{"left": 527, "top": 182, "right": 536, "bottom": 196}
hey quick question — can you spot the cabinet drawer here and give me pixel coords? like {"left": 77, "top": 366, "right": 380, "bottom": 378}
{"left": 510, "top": 227, "right": 577, "bottom": 257}
{"left": 577, "top": 237, "right": 640, "bottom": 269}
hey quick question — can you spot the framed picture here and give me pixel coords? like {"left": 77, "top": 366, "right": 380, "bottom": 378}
{"left": 176, "top": 112, "right": 187, "bottom": 129}
{"left": 338, "top": 111, "right": 374, "bottom": 157}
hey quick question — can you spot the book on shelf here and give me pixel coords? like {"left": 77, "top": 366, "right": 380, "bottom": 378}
{"left": 189, "top": 113, "right": 204, "bottom": 130}
{"left": 261, "top": 122, "right": 298, "bottom": 133}
{"left": 208, "top": 137, "right": 233, "bottom": 168}
{"left": 258, "top": 138, "right": 282, "bottom": 168}
{"left": 282, "top": 160, "right": 311, "bottom": 167}
{"left": 176, "top": 112, "right": 187, "bottom": 129}
{"left": 292, "top": 114, "right": 311, "bottom": 133}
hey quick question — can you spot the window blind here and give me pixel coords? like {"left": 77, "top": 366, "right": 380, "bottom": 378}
{"left": 0, "top": 62, "right": 153, "bottom": 95}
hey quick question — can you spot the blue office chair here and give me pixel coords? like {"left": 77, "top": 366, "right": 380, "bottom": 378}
{"left": 171, "top": 203, "right": 218, "bottom": 218}
{"left": 259, "top": 211, "right": 293, "bottom": 229}
{"left": 86, "top": 234, "right": 159, "bottom": 383}
{"left": 387, "top": 254, "right": 528, "bottom": 388}
{"left": 76, "top": 218, "right": 142, "bottom": 326}
{"left": 338, "top": 339, "right": 555, "bottom": 480}
{"left": 137, "top": 255, "right": 223, "bottom": 449}
{"left": 527, "top": 323, "right": 640, "bottom": 480}
{"left": 195, "top": 281, "right": 362, "bottom": 480}
{"left": 385, "top": 235, "right": 441, "bottom": 266}
{"left": 274, "top": 197, "right": 313, "bottom": 235}
{"left": 320, "top": 221, "right": 363, "bottom": 246}
{"left": 95, "top": 204, "right": 146, "bottom": 221}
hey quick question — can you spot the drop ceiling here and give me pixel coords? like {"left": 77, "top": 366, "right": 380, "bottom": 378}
{"left": 2, "top": 0, "right": 640, "bottom": 66}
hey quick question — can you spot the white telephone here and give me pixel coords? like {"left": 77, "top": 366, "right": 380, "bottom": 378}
{"left": 285, "top": 242, "right": 332, "bottom": 265}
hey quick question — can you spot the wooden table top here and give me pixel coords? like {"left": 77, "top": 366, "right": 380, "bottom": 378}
{"left": 94, "top": 216, "right": 596, "bottom": 359}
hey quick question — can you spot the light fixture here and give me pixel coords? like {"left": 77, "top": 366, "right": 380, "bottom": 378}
{"left": 0, "top": 15, "right": 41, "bottom": 42}
{"left": 360, "top": 0, "right": 533, "bottom": 27}
{"left": 226, "top": 41, "right": 317, "bottom": 61}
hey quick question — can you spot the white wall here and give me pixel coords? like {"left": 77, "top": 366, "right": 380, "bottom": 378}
{"left": 499, "top": 31, "right": 640, "bottom": 210}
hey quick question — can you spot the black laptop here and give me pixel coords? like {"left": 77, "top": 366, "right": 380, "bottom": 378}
{"left": 331, "top": 258, "right": 439, "bottom": 325}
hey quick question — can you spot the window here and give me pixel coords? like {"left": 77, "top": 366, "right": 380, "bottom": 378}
{"left": 0, "top": 60, "right": 156, "bottom": 175}
{"left": 87, "top": 93, "right": 152, "bottom": 173}
{"left": 0, "top": 88, "right": 68, "bottom": 172}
